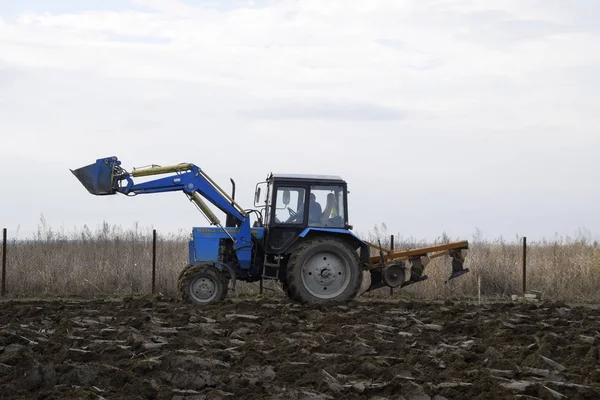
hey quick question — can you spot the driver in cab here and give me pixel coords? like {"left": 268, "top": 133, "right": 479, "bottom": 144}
{"left": 308, "top": 193, "right": 322, "bottom": 224}
{"left": 282, "top": 192, "right": 322, "bottom": 224}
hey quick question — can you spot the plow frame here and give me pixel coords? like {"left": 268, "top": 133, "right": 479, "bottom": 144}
{"left": 364, "top": 240, "right": 470, "bottom": 292}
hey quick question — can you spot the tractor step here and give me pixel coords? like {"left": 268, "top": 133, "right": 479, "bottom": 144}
{"left": 259, "top": 265, "right": 281, "bottom": 295}
{"left": 261, "top": 265, "right": 280, "bottom": 280}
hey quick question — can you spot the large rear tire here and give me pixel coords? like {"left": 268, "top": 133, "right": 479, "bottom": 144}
{"left": 178, "top": 264, "right": 228, "bottom": 306}
{"left": 286, "top": 238, "right": 363, "bottom": 304}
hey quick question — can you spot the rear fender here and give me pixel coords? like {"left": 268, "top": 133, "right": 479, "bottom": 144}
{"left": 292, "top": 228, "right": 370, "bottom": 264}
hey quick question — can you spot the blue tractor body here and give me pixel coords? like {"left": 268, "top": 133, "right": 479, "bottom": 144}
{"left": 188, "top": 227, "right": 265, "bottom": 268}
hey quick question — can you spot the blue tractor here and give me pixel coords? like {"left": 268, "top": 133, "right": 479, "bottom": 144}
{"left": 72, "top": 156, "right": 469, "bottom": 305}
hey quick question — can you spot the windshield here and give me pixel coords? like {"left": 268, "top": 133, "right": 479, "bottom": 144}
{"left": 273, "top": 186, "right": 306, "bottom": 224}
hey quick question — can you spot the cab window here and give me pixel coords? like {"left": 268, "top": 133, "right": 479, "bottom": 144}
{"left": 274, "top": 187, "right": 306, "bottom": 224}
{"left": 308, "top": 185, "right": 345, "bottom": 227}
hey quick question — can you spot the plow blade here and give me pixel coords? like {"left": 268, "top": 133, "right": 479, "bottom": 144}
{"left": 365, "top": 241, "right": 469, "bottom": 292}
{"left": 445, "top": 248, "right": 469, "bottom": 283}
{"left": 70, "top": 157, "right": 121, "bottom": 195}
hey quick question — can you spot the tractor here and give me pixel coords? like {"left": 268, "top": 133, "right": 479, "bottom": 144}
{"left": 71, "top": 157, "right": 469, "bottom": 305}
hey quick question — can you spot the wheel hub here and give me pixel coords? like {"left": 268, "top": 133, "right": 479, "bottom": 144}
{"left": 320, "top": 268, "right": 333, "bottom": 281}
{"left": 191, "top": 277, "right": 217, "bottom": 302}
{"left": 301, "top": 251, "right": 351, "bottom": 299}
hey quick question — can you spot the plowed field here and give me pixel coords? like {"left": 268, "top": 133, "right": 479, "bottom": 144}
{"left": 1, "top": 296, "right": 599, "bottom": 399}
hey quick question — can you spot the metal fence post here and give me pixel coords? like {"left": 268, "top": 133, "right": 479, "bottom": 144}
{"left": 260, "top": 277, "right": 264, "bottom": 295}
{"left": 152, "top": 229, "right": 157, "bottom": 294}
{"left": 389, "top": 235, "right": 394, "bottom": 296}
{"left": 1, "top": 228, "right": 6, "bottom": 296}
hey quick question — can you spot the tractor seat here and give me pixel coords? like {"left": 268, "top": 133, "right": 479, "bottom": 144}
{"left": 320, "top": 193, "right": 342, "bottom": 227}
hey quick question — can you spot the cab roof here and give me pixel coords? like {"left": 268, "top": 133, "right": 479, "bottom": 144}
{"left": 269, "top": 173, "right": 345, "bottom": 183}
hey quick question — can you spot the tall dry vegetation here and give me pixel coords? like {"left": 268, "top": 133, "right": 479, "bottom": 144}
{"left": 2, "top": 219, "right": 599, "bottom": 303}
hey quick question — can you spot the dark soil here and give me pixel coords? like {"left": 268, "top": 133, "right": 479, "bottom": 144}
{"left": 0, "top": 296, "right": 599, "bottom": 399}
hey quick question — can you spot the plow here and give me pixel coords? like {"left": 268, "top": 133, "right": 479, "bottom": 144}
{"left": 364, "top": 240, "right": 469, "bottom": 292}
{"left": 71, "top": 156, "right": 469, "bottom": 305}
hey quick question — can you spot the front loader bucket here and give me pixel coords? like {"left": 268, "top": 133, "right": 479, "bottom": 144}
{"left": 70, "top": 157, "right": 120, "bottom": 195}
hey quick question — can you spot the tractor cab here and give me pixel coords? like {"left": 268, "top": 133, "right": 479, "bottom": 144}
{"left": 255, "top": 173, "right": 350, "bottom": 253}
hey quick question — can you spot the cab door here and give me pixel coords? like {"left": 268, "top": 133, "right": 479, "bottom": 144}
{"left": 265, "top": 184, "right": 308, "bottom": 254}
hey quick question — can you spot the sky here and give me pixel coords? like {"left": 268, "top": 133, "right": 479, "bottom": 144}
{"left": 0, "top": 0, "right": 599, "bottom": 243}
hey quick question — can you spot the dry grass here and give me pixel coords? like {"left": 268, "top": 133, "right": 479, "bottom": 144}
{"left": 2, "top": 220, "right": 599, "bottom": 303}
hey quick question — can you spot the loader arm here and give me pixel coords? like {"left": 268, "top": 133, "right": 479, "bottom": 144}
{"left": 71, "top": 156, "right": 255, "bottom": 268}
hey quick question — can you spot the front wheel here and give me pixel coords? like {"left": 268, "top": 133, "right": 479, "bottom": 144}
{"left": 286, "top": 238, "right": 363, "bottom": 304}
{"left": 178, "top": 264, "right": 229, "bottom": 306}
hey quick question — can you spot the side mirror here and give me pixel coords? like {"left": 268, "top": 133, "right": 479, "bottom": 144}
{"left": 254, "top": 187, "right": 261, "bottom": 205}
{"left": 254, "top": 182, "right": 267, "bottom": 207}
{"left": 283, "top": 189, "right": 290, "bottom": 205}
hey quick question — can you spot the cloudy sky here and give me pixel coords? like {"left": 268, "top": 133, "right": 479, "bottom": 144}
{"left": 1, "top": 0, "right": 599, "bottom": 242}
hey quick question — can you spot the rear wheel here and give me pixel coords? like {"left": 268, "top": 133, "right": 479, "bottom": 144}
{"left": 286, "top": 238, "right": 362, "bottom": 303}
{"left": 178, "top": 264, "right": 228, "bottom": 306}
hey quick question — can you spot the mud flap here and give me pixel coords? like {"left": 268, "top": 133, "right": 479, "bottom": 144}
{"left": 445, "top": 249, "right": 469, "bottom": 283}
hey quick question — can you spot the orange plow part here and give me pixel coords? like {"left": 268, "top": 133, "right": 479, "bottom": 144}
{"left": 364, "top": 240, "right": 469, "bottom": 292}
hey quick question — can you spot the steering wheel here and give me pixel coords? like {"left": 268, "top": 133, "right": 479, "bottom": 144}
{"left": 285, "top": 207, "right": 302, "bottom": 223}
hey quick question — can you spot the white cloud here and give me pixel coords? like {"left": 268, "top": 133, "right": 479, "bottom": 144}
{"left": 0, "top": 0, "right": 599, "bottom": 241}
